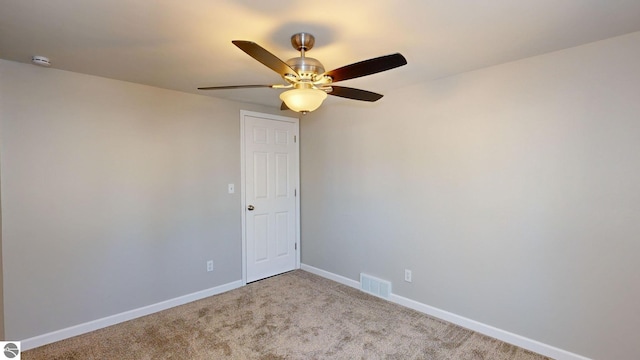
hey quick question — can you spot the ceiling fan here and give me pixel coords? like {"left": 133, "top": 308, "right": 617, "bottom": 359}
{"left": 198, "top": 33, "right": 407, "bottom": 113}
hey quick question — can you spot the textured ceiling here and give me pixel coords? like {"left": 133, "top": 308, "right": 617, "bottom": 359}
{"left": 2, "top": 0, "right": 640, "bottom": 108}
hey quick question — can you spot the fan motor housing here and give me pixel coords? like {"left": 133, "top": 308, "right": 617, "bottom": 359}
{"left": 286, "top": 56, "right": 325, "bottom": 79}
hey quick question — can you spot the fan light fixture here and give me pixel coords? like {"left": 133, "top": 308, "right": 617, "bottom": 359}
{"left": 279, "top": 88, "right": 327, "bottom": 113}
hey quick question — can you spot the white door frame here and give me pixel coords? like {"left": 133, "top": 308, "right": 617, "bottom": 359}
{"left": 240, "top": 110, "right": 300, "bottom": 285}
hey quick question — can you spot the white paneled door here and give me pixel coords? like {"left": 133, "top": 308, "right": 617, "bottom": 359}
{"left": 242, "top": 111, "right": 299, "bottom": 283}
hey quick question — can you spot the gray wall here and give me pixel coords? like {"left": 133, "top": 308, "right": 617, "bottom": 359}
{"left": 0, "top": 59, "right": 280, "bottom": 340}
{"left": 0, "top": 160, "right": 3, "bottom": 340}
{"left": 301, "top": 31, "right": 640, "bottom": 360}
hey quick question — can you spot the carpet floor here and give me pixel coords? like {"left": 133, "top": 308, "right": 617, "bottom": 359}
{"left": 23, "top": 270, "right": 551, "bottom": 359}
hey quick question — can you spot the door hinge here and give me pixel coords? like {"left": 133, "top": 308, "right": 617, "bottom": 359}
{"left": 294, "top": 135, "right": 297, "bottom": 143}
{"left": 294, "top": 188, "right": 297, "bottom": 197}
{"left": 295, "top": 243, "right": 297, "bottom": 250}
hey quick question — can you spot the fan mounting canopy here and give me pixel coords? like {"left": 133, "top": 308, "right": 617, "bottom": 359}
{"left": 291, "top": 32, "right": 315, "bottom": 52}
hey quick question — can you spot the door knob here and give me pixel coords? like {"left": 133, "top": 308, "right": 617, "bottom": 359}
{"left": 247, "top": 205, "right": 255, "bottom": 211}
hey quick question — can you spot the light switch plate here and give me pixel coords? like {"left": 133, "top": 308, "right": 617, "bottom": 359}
{"left": 228, "top": 184, "right": 235, "bottom": 194}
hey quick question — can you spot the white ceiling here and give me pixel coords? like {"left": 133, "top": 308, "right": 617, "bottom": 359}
{"left": 2, "top": 0, "right": 640, "bottom": 108}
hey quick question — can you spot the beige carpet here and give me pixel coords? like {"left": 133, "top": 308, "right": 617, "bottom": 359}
{"left": 23, "top": 270, "right": 551, "bottom": 359}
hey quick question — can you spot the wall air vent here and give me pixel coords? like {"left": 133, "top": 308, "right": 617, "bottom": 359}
{"left": 360, "top": 273, "right": 391, "bottom": 299}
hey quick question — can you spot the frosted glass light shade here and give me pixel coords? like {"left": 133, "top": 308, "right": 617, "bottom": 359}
{"left": 279, "top": 88, "right": 327, "bottom": 113}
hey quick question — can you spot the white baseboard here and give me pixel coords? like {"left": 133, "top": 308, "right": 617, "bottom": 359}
{"left": 21, "top": 280, "right": 243, "bottom": 351}
{"left": 300, "top": 263, "right": 591, "bottom": 360}
{"left": 300, "top": 264, "right": 360, "bottom": 289}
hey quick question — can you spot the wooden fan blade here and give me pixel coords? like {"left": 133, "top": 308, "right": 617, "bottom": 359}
{"left": 232, "top": 40, "right": 299, "bottom": 79}
{"left": 280, "top": 102, "right": 290, "bottom": 111}
{"left": 328, "top": 86, "right": 384, "bottom": 102}
{"left": 323, "top": 53, "right": 407, "bottom": 83}
{"left": 198, "top": 85, "right": 275, "bottom": 90}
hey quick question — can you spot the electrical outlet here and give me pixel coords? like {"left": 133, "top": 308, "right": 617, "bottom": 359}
{"left": 404, "top": 269, "right": 412, "bottom": 283}
{"left": 207, "top": 260, "right": 214, "bottom": 272}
